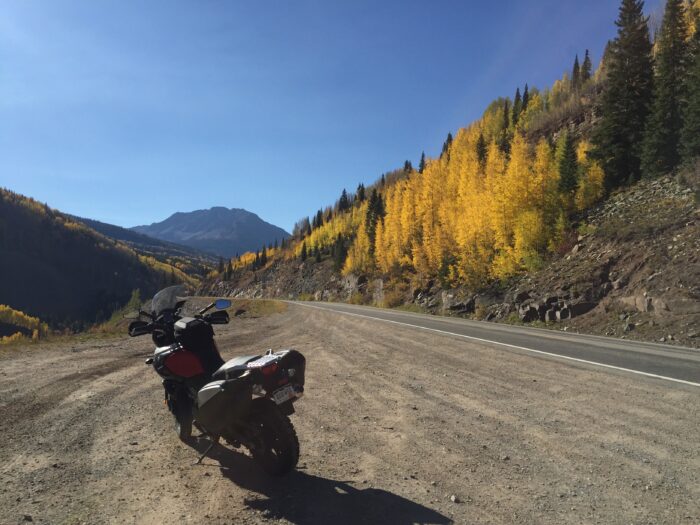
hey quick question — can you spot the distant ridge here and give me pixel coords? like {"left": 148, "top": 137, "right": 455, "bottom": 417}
{"left": 132, "top": 207, "right": 290, "bottom": 258}
{"left": 71, "top": 215, "right": 216, "bottom": 262}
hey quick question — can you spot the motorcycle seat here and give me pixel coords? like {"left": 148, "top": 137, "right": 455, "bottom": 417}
{"left": 211, "top": 355, "right": 261, "bottom": 380}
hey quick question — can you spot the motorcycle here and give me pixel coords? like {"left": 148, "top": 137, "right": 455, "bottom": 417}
{"left": 127, "top": 285, "right": 305, "bottom": 475}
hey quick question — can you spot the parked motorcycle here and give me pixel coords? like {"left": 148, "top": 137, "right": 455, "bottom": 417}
{"left": 127, "top": 285, "right": 305, "bottom": 475}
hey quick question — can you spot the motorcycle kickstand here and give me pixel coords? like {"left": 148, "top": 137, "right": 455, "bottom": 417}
{"left": 194, "top": 435, "right": 219, "bottom": 465}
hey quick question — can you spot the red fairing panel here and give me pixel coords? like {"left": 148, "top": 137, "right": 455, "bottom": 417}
{"left": 165, "top": 350, "right": 205, "bottom": 378}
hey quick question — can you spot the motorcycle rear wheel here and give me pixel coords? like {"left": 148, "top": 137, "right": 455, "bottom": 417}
{"left": 249, "top": 401, "right": 299, "bottom": 476}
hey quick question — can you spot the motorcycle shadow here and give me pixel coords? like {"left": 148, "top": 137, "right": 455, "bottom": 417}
{"left": 188, "top": 438, "right": 453, "bottom": 525}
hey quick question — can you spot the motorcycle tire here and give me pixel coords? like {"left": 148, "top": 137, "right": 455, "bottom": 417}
{"left": 249, "top": 401, "right": 299, "bottom": 476}
{"left": 173, "top": 403, "right": 193, "bottom": 442}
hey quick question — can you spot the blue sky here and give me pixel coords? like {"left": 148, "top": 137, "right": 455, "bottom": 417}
{"left": 0, "top": 0, "right": 662, "bottom": 231}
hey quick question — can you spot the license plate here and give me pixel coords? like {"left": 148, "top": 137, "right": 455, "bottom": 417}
{"left": 271, "top": 385, "right": 296, "bottom": 405}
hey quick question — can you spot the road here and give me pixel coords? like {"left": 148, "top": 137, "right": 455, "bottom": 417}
{"left": 291, "top": 301, "right": 700, "bottom": 386}
{"left": 1, "top": 300, "right": 699, "bottom": 525}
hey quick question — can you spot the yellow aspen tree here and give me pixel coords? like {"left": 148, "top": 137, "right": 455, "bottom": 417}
{"left": 532, "top": 138, "right": 560, "bottom": 238}
{"left": 374, "top": 218, "right": 388, "bottom": 273}
{"left": 342, "top": 204, "right": 373, "bottom": 275}
{"left": 513, "top": 209, "right": 546, "bottom": 270}
{"left": 399, "top": 180, "right": 418, "bottom": 267}
{"left": 574, "top": 140, "right": 605, "bottom": 211}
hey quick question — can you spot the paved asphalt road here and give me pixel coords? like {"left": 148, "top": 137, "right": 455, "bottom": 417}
{"left": 292, "top": 301, "right": 700, "bottom": 387}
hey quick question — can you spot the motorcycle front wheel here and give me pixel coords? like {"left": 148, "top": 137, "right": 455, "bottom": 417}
{"left": 248, "top": 400, "right": 299, "bottom": 476}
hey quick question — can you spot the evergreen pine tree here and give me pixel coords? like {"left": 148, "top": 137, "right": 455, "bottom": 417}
{"left": 557, "top": 132, "right": 579, "bottom": 195}
{"left": 476, "top": 132, "right": 488, "bottom": 166}
{"left": 581, "top": 49, "right": 593, "bottom": 82}
{"left": 300, "top": 242, "right": 307, "bottom": 261}
{"left": 641, "top": 0, "right": 690, "bottom": 177}
{"left": 332, "top": 234, "right": 347, "bottom": 271}
{"left": 356, "top": 183, "right": 366, "bottom": 202}
{"left": 522, "top": 84, "right": 530, "bottom": 112}
{"left": 365, "top": 189, "right": 385, "bottom": 254}
{"left": 380, "top": 174, "right": 386, "bottom": 186}
{"left": 572, "top": 54, "right": 581, "bottom": 91}
{"left": 681, "top": 13, "right": 700, "bottom": 162}
{"left": 403, "top": 160, "right": 413, "bottom": 173}
{"left": 217, "top": 257, "right": 224, "bottom": 274}
{"left": 512, "top": 87, "right": 522, "bottom": 126}
{"left": 418, "top": 152, "right": 426, "bottom": 173}
{"left": 314, "top": 246, "right": 322, "bottom": 263}
{"left": 498, "top": 100, "right": 511, "bottom": 155}
{"left": 440, "top": 133, "right": 453, "bottom": 160}
{"left": 592, "top": 0, "right": 653, "bottom": 189}
{"left": 338, "top": 189, "right": 350, "bottom": 212}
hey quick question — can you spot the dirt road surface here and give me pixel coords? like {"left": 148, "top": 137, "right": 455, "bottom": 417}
{"left": 1, "top": 303, "right": 699, "bottom": 525}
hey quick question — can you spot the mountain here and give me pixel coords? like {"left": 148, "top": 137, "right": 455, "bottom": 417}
{"left": 0, "top": 188, "right": 195, "bottom": 330}
{"left": 71, "top": 215, "right": 218, "bottom": 267}
{"left": 132, "top": 207, "right": 290, "bottom": 258}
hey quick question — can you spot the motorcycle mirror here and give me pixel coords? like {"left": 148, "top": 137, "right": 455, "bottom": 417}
{"left": 123, "top": 310, "right": 139, "bottom": 320}
{"left": 128, "top": 320, "right": 151, "bottom": 337}
{"left": 215, "top": 299, "right": 232, "bottom": 310}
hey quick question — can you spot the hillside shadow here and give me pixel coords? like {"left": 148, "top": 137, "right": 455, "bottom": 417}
{"left": 190, "top": 439, "right": 452, "bottom": 525}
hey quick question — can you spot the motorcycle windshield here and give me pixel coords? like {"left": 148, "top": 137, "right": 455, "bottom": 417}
{"left": 151, "top": 285, "right": 188, "bottom": 316}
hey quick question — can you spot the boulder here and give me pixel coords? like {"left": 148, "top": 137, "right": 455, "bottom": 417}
{"left": 556, "top": 307, "right": 571, "bottom": 321}
{"left": 475, "top": 293, "right": 500, "bottom": 309}
{"left": 620, "top": 295, "right": 654, "bottom": 313}
{"left": 441, "top": 290, "right": 456, "bottom": 311}
{"left": 545, "top": 309, "right": 558, "bottom": 322}
{"left": 651, "top": 297, "right": 670, "bottom": 315}
{"left": 568, "top": 302, "right": 597, "bottom": 317}
{"left": 450, "top": 298, "right": 475, "bottom": 314}
{"left": 519, "top": 304, "right": 539, "bottom": 323}
{"left": 372, "top": 279, "right": 384, "bottom": 306}
{"left": 597, "top": 281, "right": 613, "bottom": 298}
{"left": 664, "top": 297, "right": 700, "bottom": 315}
{"left": 611, "top": 277, "right": 628, "bottom": 290}
{"left": 514, "top": 290, "right": 532, "bottom": 303}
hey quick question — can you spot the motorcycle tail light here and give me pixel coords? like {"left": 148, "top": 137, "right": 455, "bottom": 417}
{"left": 261, "top": 363, "right": 278, "bottom": 376}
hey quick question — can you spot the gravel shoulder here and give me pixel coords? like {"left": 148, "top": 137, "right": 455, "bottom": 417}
{"left": 1, "top": 303, "right": 699, "bottom": 525}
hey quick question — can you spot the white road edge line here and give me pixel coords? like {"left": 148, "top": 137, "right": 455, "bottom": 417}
{"left": 293, "top": 302, "right": 700, "bottom": 388}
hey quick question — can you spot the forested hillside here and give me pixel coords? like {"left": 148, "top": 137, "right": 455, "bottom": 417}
{"left": 0, "top": 189, "right": 195, "bottom": 331}
{"left": 72, "top": 215, "right": 216, "bottom": 277}
{"left": 212, "top": 0, "right": 700, "bottom": 343}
